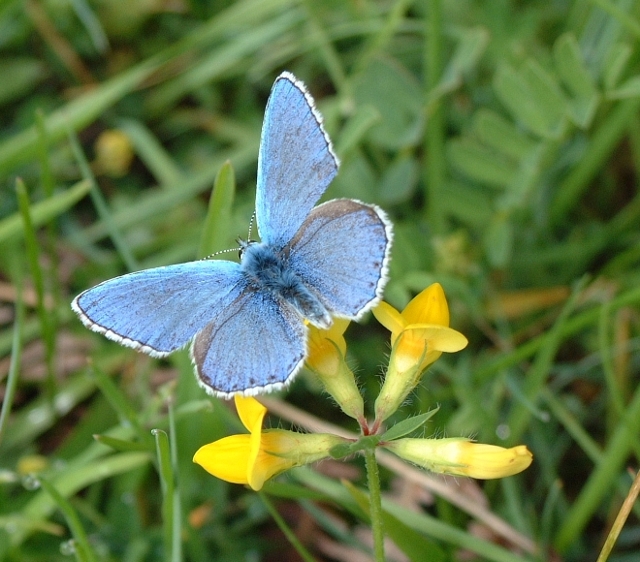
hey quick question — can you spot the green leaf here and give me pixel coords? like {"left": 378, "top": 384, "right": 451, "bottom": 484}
{"left": 335, "top": 104, "right": 381, "bottom": 158}
{"left": 472, "top": 109, "right": 538, "bottom": 161}
{"left": 553, "top": 34, "right": 597, "bottom": 100}
{"left": 377, "top": 154, "right": 418, "bottom": 204}
{"left": 606, "top": 75, "right": 640, "bottom": 100}
{"left": 433, "top": 26, "right": 489, "bottom": 100}
{"left": 603, "top": 43, "right": 632, "bottom": 90}
{"left": 380, "top": 409, "right": 440, "bottom": 442}
{"left": 553, "top": 33, "right": 599, "bottom": 128}
{"left": 198, "top": 161, "right": 236, "bottom": 258}
{"left": 494, "top": 63, "right": 567, "bottom": 139}
{"left": 353, "top": 58, "right": 423, "bottom": 149}
{"left": 447, "top": 138, "right": 517, "bottom": 188}
{"left": 484, "top": 214, "right": 513, "bottom": 267}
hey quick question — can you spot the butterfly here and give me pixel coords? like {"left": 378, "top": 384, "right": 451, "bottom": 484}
{"left": 72, "top": 72, "right": 393, "bottom": 398}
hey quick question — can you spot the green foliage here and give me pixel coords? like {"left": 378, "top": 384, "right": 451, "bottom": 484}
{"left": 2, "top": 0, "right": 640, "bottom": 560}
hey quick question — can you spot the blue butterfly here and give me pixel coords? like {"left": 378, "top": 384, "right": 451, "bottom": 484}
{"left": 72, "top": 72, "right": 393, "bottom": 397}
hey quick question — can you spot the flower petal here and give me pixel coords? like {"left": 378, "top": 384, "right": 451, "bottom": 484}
{"left": 402, "top": 283, "right": 449, "bottom": 326}
{"left": 249, "top": 431, "right": 298, "bottom": 490}
{"left": 403, "top": 325, "right": 468, "bottom": 352}
{"left": 373, "top": 301, "right": 406, "bottom": 338}
{"left": 235, "top": 395, "right": 267, "bottom": 433}
{"left": 193, "top": 435, "right": 252, "bottom": 484}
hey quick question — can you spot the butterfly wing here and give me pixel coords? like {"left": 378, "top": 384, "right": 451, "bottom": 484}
{"left": 286, "top": 198, "right": 393, "bottom": 319}
{"left": 256, "top": 72, "right": 339, "bottom": 248}
{"left": 72, "top": 260, "right": 245, "bottom": 356}
{"left": 191, "top": 290, "right": 306, "bottom": 397}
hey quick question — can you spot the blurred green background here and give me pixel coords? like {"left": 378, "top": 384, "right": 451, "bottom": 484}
{"left": 2, "top": 0, "right": 640, "bottom": 560}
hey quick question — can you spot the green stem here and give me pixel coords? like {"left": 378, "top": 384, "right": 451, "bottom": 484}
{"left": 425, "top": 0, "right": 446, "bottom": 233}
{"left": 364, "top": 448, "right": 385, "bottom": 562}
{"left": 259, "top": 492, "right": 316, "bottom": 562}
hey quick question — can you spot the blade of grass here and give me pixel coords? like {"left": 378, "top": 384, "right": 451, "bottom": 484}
{"left": 16, "top": 178, "right": 56, "bottom": 400}
{"left": 146, "top": 9, "right": 304, "bottom": 115}
{"left": 293, "top": 468, "right": 535, "bottom": 562}
{"left": 555, "top": 382, "right": 640, "bottom": 552}
{"left": 258, "top": 491, "right": 317, "bottom": 562}
{"left": 66, "top": 125, "right": 138, "bottom": 272}
{"left": 153, "top": 428, "right": 177, "bottom": 562}
{"left": 167, "top": 404, "right": 182, "bottom": 562}
{"left": 506, "top": 276, "right": 589, "bottom": 444}
{"left": 352, "top": 0, "right": 413, "bottom": 78}
{"left": 0, "top": 58, "right": 159, "bottom": 175}
{"left": 115, "top": 118, "right": 183, "bottom": 186}
{"left": 37, "top": 476, "right": 99, "bottom": 562}
{"left": 0, "top": 179, "right": 91, "bottom": 244}
{"left": 35, "top": 108, "right": 62, "bottom": 306}
{"left": 198, "top": 160, "right": 236, "bottom": 258}
{"left": 0, "top": 373, "right": 96, "bottom": 452}
{"left": 0, "top": 277, "right": 24, "bottom": 448}
{"left": 89, "top": 364, "right": 153, "bottom": 447}
{"left": 551, "top": 98, "right": 640, "bottom": 223}
{"left": 79, "top": 142, "right": 256, "bottom": 245}
{"left": 475, "top": 283, "right": 640, "bottom": 384}
{"left": 301, "top": 0, "right": 347, "bottom": 94}
{"left": 425, "top": 0, "right": 446, "bottom": 234}
{"left": 13, "top": 452, "right": 150, "bottom": 547}
{"left": 595, "top": 470, "right": 640, "bottom": 562}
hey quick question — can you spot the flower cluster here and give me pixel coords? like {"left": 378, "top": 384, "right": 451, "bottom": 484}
{"left": 194, "top": 284, "right": 532, "bottom": 490}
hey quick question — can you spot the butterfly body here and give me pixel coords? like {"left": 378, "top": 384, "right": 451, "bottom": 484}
{"left": 72, "top": 72, "right": 393, "bottom": 397}
{"left": 240, "top": 240, "right": 331, "bottom": 328}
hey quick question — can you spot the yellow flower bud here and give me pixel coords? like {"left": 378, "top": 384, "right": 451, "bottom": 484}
{"left": 386, "top": 437, "right": 533, "bottom": 479}
{"left": 306, "top": 320, "right": 364, "bottom": 422}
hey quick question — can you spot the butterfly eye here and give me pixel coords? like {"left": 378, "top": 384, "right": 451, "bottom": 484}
{"left": 237, "top": 239, "right": 257, "bottom": 259}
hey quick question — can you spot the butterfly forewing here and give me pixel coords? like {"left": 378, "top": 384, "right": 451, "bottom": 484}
{"left": 72, "top": 261, "right": 245, "bottom": 356}
{"left": 256, "top": 72, "right": 339, "bottom": 248}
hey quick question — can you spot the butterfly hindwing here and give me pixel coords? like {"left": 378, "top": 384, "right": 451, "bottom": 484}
{"left": 256, "top": 72, "right": 339, "bottom": 248}
{"left": 192, "top": 289, "right": 306, "bottom": 397}
{"left": 72, "top": 260, "right": 245, "bottom": 356}
{"left": 286, "top": 199, "right": 393, "bottom": 319}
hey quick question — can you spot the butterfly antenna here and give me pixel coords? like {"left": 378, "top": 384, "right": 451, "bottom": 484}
{"left": 247, "top": 211, "right": 256, "bottom": 240}
{"left": 200, "top": 247, "right": 239, "bottom": 260}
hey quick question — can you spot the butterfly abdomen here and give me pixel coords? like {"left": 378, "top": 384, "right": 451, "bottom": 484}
{"left": 241, "top": 242, "right": 332, "bottom": 328}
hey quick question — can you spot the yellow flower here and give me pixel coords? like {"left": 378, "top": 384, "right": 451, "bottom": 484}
{"left": 374, "top": 283, "right": 467, "bottom": 373}
{"left": 306, "top": 319, "right": 365, "bottom": 423}
{"left": 385, "top": 437, "right": 533, "bottom": 479}
{"left": 306, "top": 318, "right": 349, "bottom": 376}
{"left": 373, "top": 284, "right": 468, "bottom": 425}
{"left": 193, "top": 396, "right": 346, "bottom": 490}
